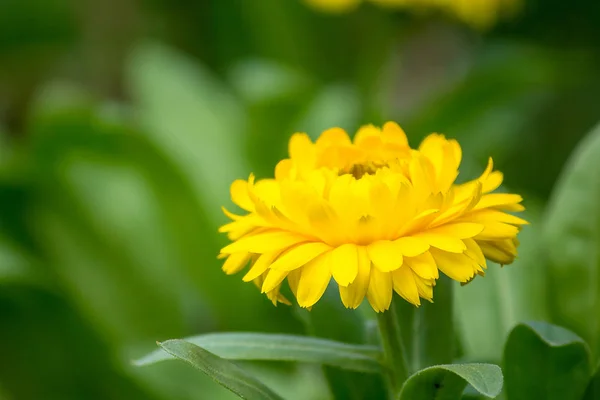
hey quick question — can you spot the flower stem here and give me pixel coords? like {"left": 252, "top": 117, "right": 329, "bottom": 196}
{"left": 377, "top": 299, "right": 410, "bottom": 399}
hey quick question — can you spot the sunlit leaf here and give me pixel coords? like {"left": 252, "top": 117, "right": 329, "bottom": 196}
{"left": 136, "top": 332, "right": 383, "bottom": 374}
{"left": 399, "top": 363, "right": 503, "bottom": 400}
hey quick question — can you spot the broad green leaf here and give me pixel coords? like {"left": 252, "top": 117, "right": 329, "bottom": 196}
{"left": 158, "top": 340, "right": 284, "bottom": 400}
{"left": 399, "top": 363, "right": 503, "bottom": 400}
{"left": 136, "top": 332, "right": 383, "bottom": 374}
{"left": 583, "top": 362, "right": 600, "bottom": 400}
{"left": 543, "top": 122, "right": 600, "bottom": 358}
{"left": 504, "top": 321, "right": 592, "bottom": 400}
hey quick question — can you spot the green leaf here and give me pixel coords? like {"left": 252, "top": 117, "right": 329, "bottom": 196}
{"left": 136, "top": 332, "right": 383, "bottom": 374}
{"left": 504, "top": 321, "right": 593, "bottom": 400}
{"left": 543, "top": 122, "right": 600, "bottom": 358}
{"left": 158, "top": 339, "right": 284, "bottom": 400}
{"left": 399, "top": 363, "right": 503, "bottom": 400}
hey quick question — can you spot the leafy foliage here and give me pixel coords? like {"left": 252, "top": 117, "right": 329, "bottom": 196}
{"left": 158, "top": 340, "right": 284, "bottom": 400}
{"left": 399, "top": 363, "right": 503, "bottom": 400}
{"left": 504, "top": 322, "right": 593, "bottom": 400}
{"left": 1, "top": 0, "right": 600, "bottom": 399}
{"left": 136, "top": 333, "right": 383, "bottom": 373}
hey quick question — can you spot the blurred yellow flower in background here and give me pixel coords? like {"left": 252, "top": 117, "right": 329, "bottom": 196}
{"left": 219, "top": 122, "right": 526, "bottom": 312}
{"left": 304, "top": 0, "right": 522, "bottom": 29}
{"left": 304, "top": 0, "right": 361, "bottom": 13}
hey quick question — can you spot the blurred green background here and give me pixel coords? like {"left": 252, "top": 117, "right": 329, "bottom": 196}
{"left": 1, "top": 0, "right": 600, "bottom": 399}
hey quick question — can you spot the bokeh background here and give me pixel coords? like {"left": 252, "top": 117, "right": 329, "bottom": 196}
{"left": 1, "top": 0, "right": 600, "bottom": 399}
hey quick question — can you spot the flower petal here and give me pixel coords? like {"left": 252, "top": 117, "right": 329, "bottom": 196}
{"left": 275, "top": 159, "right": 294, "bottom": 180}
{"left": 368, "top": 240, "right": 403, "bottom": 272}
{"left": 463, "top": 238, "right": 486, "bottom": 268}
{"left": 483, "top": 171, "right": 503, "bottom": 193}
{"left": 414, "top": 233, "right": 466, "bottom": 253}
{"left": 230, "top": 180, "right": 254, "bottom": 211}
{"left": 289, "top": 133, "right": 315, "bottom": 160}
{"left": 220, "top": 231, "right": 307, "bottom": 254}
{"left": 461, "top": 209, "right": 528, "bottom": 226}
{"left": 316, "top": 127, "right": 352, "bottom": 147}
{"left": 392, "top": 265, "right": 420, "bottom": 306}
{"left": 330, "top": 243, "right": 359, "bottom": 287}
{"left": 222, "top": 252, "right": 251, "bottom": 275}
{"left": 405, "top": 251, "right": 439, "bottom": 280}
{"left": 430, "top": 248, "right": 479, "bottom": 283}
{"left": 382, "top": 121, "right": 408, "bottom": 146}
{"left": 414, "top": 275, "right": 434, "bottom": 302}
{"left": 367, "top": 267, "right": 393, "bottom": 312}
{"left": 270, "top": 242, "right": 332, "bottom": 271}
{"left": 354, "top": 124, "right": 382, "bottom": 146}
{"left": 475, "top": 222, "right": 520, "bottom": 240}
{"left": 478, "top": 239, "right": 518, "bottom": 265}
{"left": 339, "top": 246, "right": 371, "bottom": 309}
{"left": 475, "top": 193, "right": 523, "bottom": 210}
{"left": 394, "top": 236, "right": 430, "bottom": 257}
{"left": 297, "top": 253, "right": 332, "bottom": 308}
{"left": 261, "top": 268, "right": 289, "bottom": 293}
{"left": 427, "top": 222, "right": 484, "bottom": 239}
{"left": 287, "top": 269, "right": 301, "bottom": 297}
{"left": 243, "top": 250, "right": 281, "bottom": 282}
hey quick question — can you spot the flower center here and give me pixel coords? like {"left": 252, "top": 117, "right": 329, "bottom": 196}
{"left": 342, "top": 161, "right": 388, "bottom": 179}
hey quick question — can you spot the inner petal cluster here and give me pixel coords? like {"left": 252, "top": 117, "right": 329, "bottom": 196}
{"left": 219, "top": 122, "right": 527, "bottom": 312}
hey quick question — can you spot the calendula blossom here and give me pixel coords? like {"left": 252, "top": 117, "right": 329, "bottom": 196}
{"left": 219, "top": 122, "right": 526, "bottom": 312}
{"left": 305, "top": 0, "right": 521, "bottom": 30}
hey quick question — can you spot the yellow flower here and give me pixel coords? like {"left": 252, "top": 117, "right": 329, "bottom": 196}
{"left": 219, "top": 122, "right": 526, "bottom": 312}
{"left": 441, "top": 0, "right": 522, "bottom": 30}
{"left": 303, "top": 0, "right": 361, "bottom": 13}
{"left": 305, "top": 0, "right": 521, "bottom": 29}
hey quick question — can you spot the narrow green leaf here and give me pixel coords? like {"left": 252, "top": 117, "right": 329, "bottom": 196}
{"left": 543, "top": 122, "right": 600, "bottom": 358}
{"left": 504, "top": 321, "right": 592, "bottom": 400}
{"left": 158, "top": 340, "right": 283, "bottom": 400}
{"left": 136, "top": 333, "right": 383, "bottom": 374}
{"left": 399, "top": 363, "right": 503, "bottom": 400}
